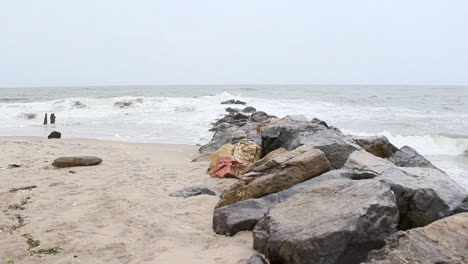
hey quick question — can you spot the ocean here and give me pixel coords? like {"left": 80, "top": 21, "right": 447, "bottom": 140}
{"left": 1, "top": 85, "right": 467, "bottom": 188}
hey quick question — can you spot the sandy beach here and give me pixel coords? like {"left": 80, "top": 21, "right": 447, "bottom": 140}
{"left": 0, "top": 137, "right": 254, "bottom": 264}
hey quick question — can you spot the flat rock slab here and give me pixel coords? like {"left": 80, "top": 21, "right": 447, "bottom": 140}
{"left": 52, "top": 156, "right": 103, "bottom": 168}
{"left": 365, "top": 213, "right": 468, "bottom": 264}
{"left": 169, "top": 185, "right": 217, "bottom": 198}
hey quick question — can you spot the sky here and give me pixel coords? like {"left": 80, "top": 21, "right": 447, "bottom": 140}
{"left": 0, "top": 0, "right": 467, "bottom": 87}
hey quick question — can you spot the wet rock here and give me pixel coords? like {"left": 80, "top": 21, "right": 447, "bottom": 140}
{"left": 208, "top": 141, "right": 262, "bottom": 177}
{"left": 216, "top": 145, "right": 330, "bottom": 208}
{"left": 225, "top": 107, "right": 241, "bottom": 114}
{"left": 253, "top": 179, "right": 399, "bottom": 264}
{"left": 378, "top": 167, "right": 467, "bottom": 230}
{"left": 261, "top": 117, "right": 361, "bottom": 169}
{"left": 242, "top": 106, "right": 257, "bottom": 113}
{"left": 73, "top": 101, "right": 87, "bottom": 108}
{"left": 22, "top": 113, "right": 37, "bottom": 119}
{"left": 221, "top": 99, "right": 246, "bottom": 105}
{"left": 169, "top": 185, "right": 216, "bottom": 198}
{"left": 52, "top": 156, "right": 103, "bottom": 168}
{"left": 350, "top": 136, "right": 398, "bottom": 158}
{"left": 250, "top": 111, "right": 274, "bottom": 123}
{"left": 246, "top": 254, "right": 269, "bottom": 264}
{"left": 365, "top": 213, "right": 468, "bottom": 264}
{"left": 343, "top": 150, "right": 396, "bottom": 174}
{"left": 213, "top": 169, "right": 347, "bottom": 236}
{"left": 388, "top": 146, "right": 437, "bottom": 169}
{"left": 48, "top": 131, "right": 61, "bottom": 139}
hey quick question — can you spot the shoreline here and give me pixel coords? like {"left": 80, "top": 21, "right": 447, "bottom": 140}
{"left": 0, "top": 137, "right": 254, "bottom": 263}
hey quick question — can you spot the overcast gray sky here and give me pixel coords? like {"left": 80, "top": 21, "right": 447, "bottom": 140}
{"left": 1, "top": 0, "right": 467, "bottom": 87}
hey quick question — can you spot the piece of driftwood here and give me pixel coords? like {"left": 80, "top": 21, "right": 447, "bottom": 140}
{"left": 9, "top": 185, "right": 37, "bottom": 192}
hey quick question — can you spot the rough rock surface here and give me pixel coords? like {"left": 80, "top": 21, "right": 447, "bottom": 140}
{"left": 388, "top": 146, "right": 437, "bottom": 169}
{"left": 216, "top": 145, "right": 330, "bottom": 208}
{"left": 253, "top": 179, "right": 399, "bottom": 264}
{"left": 261, "top": 117, "right": 361, "bottom": 169}
{"left": 343, "top": 150, "right": 396, "bottom": 174}
{"left": 350, "top": 136, "right": 398, "bottom": 158}
{"left": 452, "top": 196, "right": 468, "bottom": 214}
{"left": 246, "top": 254, "right": 270, "bottom": 264}
{"left": 208, "top": 142, "right": 262, "bottom": 177}
{"left": 244, "top": 148, "right": 288, "bottom": 173}
{"left": 213, "top": 169, "right": 348, "bottom": 236}
{"left": 365, "top": 213, "right": 468, "bottom": 264}
{"left": 210, "top": 157, "right": 239, "bottom": 178}
{"left": 47, "top": 131, "right": 62, "bottom": 139}
{"left": 169, "top": 185, "right": 216, "bottom": 198}
{"left": 378, "top": 167, "right": 467, "bottom": 229}
{"left": 52, "top": 156, "right": 103, "bottom": 168}
{"left": 243, "top": 106, "right": 257, "bottom": 113}
{"left": 199, "top": 122, "right": 262, "bottom": 153}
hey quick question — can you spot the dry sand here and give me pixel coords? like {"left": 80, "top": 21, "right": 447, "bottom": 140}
{"left": 0, "top": 137, "right": 254, "bottom": 264}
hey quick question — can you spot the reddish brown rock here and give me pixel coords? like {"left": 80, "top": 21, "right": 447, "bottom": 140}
{"left": 211, "top": 156, "right": 239, "bottom": 178}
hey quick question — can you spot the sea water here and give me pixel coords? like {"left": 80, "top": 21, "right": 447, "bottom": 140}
{"left": 1, "top": 85, "right": 467, "bottom": 188}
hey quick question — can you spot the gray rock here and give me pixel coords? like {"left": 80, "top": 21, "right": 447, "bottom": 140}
{"left": 221, "top": 99, "right": 246, "bottom": 105}
{"left": 169, "top": 185, "right": 216, "bottom": 198}
{"left": 213, "top": 169, "right": 348, "bottom": 236}
{"left": 253, "top": 179, "right": 399, "bottom": 264}
{"left": 365, "top": 213, "right": 468, "bottom": 264}
{"left": 350, "top": 136, "right": 398, "bottom": 158}
{"left": 225, "top": 107, "right": 241, "bottom": 114}
{"left": 250, "top": 111, "right": 273, "bottom": 123}
{"left": 388, "top": 146, "right": 437, "bottom": 169}
{"left": 243, "top": 106, "right": 257, "bottom": 113}
{"left": 48, "top": 131, "right": 61, "bottom": 139}
{"left": 246, "top": 254, "right": 269, "bottom": 264}
{"left": 378, "top": 167, "right": 467, "bottom": 229}
{"left": 200, "top": 123, "right": 262, "bottom": 153}
{"left": 52, "top": 156, "right": 103, "bottom": 168}
{"left": 343, "top": 150, "right": 396, "bottom": 174}
{"left": 452, "top": 196, "right": 468, "bottom": 214}
{"left": 261, "top": 118, "right": 361, "bottom": 169}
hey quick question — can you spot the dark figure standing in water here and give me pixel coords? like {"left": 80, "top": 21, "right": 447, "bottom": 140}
{"left": 43, "top": 113, "right": 48, "bottom": 125}
{"left": 50, "top": 113, "right": 56, "bottom": 125}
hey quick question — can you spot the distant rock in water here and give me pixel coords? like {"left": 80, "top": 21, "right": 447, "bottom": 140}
{"left": 73, "top": 101, "right": 87, "bottom": 108}
{"left": 114, "top": 98, "right": 143, "bottom": 108}
{"left": 242, "top": 106, "right": 257, "bottom": 113}
{"left": 52, "top": 156, "right": 103, "bottom": 168}
{"left": 221, "top": 99, "right": 246, "bottom": 105}
{"left": 22, "top": 113, "right": 37, "bottom": 119}
{"left": 48, "top": 131, "right": 61, "bottom": 139}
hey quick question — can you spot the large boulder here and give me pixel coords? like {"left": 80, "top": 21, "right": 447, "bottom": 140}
{"left": 365, "top": 213, "right": 468, "bottom": 264}
{"left": 52, "top": 156, "right": 103, "bottom": 168}
{"left": 378, "top": 167, "right": 467, "bottom": 230}
{"left": 208, "top": 141, "right": 262, "bottom": 178}
{"left": 253, "top": 179, "right": 399, "bottom": 264}
{"left": 213, "top": 169, "right": 348, "bottom": 236}
{"left": 216, "top": 145, "right": 330, "bottom": 208}
{"left": 261, "top": 117, "right": 361, "bottom": 169}
{"left": 388, "top": 146, "right": 437, "bottom": 169}
{"left": 343, "top": 150, "right": 396, "bottom": 174}
{"left": 350, "top": 136, "right": 398, "bottom": 158}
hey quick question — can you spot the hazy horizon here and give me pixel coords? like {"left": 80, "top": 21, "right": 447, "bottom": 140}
{"left": 1, "top": 0, "right": 468, "bottom": 87}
